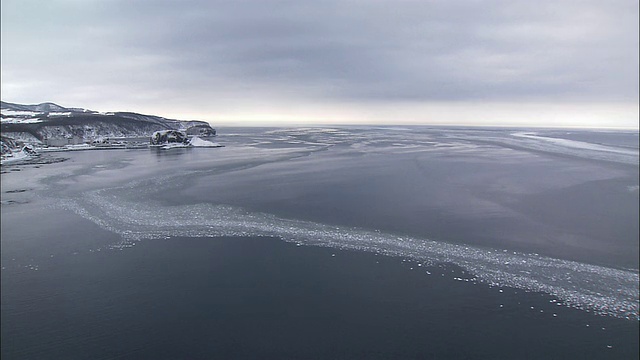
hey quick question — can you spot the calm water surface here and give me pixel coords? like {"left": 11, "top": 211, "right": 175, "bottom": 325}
{"left": 2, "top": 127, "right": 638, "bottom": 359}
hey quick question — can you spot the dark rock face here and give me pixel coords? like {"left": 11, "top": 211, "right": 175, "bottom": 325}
{"left": 186, "top": 124, "right": 216, "bottom": 136}
{"left": 21, "top": 145, "right": 37, "bottom": 155}
{"left": 150, "top": 130, "right": 189, "bottom": 145}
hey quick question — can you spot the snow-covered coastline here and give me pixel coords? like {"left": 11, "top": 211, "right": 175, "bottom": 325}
{"left": 0, "top": 147, "right": 32, "bottom": 164}
{"left": 0, "top": 136, "right": 222, "bottom": 165}
{"left": 1, "top": 101, "right": 218, "bottom": 158}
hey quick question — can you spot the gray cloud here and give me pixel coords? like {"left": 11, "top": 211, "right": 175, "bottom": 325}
{"left": 1, "top": 0, "right": 638, "bottom": 122}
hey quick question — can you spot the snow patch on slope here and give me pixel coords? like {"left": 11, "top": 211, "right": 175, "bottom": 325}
{"left": 189, "top": 136, "right": 222, "bottom": 147}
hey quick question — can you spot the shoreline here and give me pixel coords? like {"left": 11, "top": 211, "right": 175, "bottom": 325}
{"left": 0, "top": 135, "right": 223, "bottom": 165}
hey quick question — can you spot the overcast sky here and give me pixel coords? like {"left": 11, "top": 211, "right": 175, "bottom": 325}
{"left": 1, "top": 0, "right": 638, "bottom": 128}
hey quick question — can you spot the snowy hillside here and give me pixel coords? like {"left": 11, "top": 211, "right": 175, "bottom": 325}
{"left": 1, "top": 101, "right": 216, "bottom": 144}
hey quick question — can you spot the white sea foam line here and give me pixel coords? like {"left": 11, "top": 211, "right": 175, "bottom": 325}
{"left": 512, "top": 132, "right": 639, "bottom": 156}
{"left": 54, "top": 186, "right": 639, "bottom": 320}
{"left": 502, "top": 132, "right": 639, "bottom": 165}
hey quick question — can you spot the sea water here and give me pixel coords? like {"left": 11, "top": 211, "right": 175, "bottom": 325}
{"left": 2, "top": 126, "right": 638, "bottom": 359}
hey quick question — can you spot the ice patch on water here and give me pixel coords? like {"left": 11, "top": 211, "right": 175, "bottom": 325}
{"left": 512, "top": 132, "right": 638, "bottom": 156}
{"left": 53, "top": 184, "right": 639, "bottom": 320}
{"left": 508, "top": 132, "right": 639, "bottom": 165}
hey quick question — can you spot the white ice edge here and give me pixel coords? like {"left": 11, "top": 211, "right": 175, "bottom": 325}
{"left": 512, "top": 132, "right": 639, "bottom": 156}
{"left": 50, "top": 175, "right": 639, "bottom": 321}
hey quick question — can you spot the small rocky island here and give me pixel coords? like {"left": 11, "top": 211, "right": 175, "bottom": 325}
{"left": 150, "top": 130, "right": 222, "bottom": 149}
{"left": 150, "top": 130, "right": 190, "bottom": 146}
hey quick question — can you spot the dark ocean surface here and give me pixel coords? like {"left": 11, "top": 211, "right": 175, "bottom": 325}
{"left": 2, "top": 126, "right": 638, "bottom": 359}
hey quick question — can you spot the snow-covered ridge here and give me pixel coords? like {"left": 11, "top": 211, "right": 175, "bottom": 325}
{"left": 1, "top": 101, "right": 216, "bottom": 148}
{"left": 0, "top": 101, "right": 87, "bottom": 113}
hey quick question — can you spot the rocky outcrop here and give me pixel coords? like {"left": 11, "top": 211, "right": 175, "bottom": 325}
{"left": 186, "top": 124, "right": 216, "bottom": 136}
{"left": 150, "top": 130, "right": 189, "bottom": 145}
